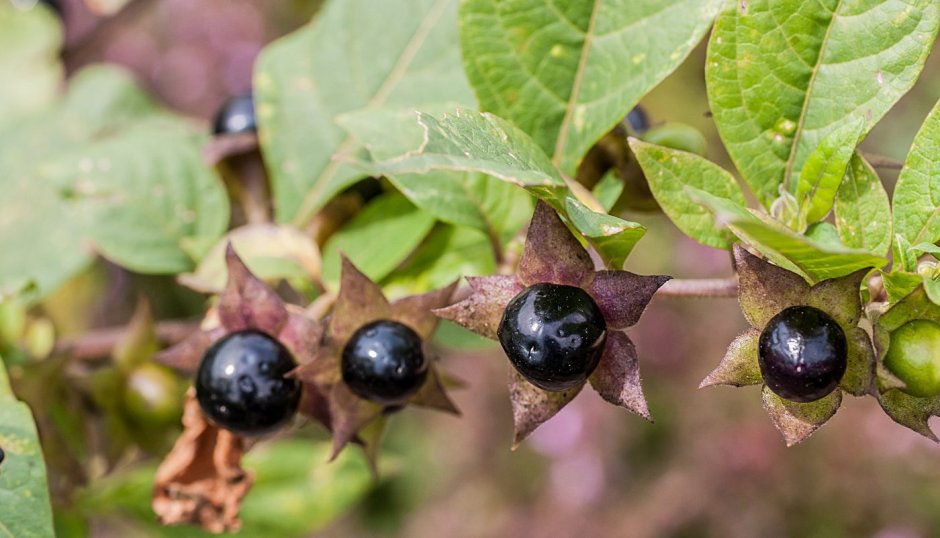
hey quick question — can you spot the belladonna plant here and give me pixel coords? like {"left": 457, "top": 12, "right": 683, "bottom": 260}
{"left": 435, "top": 201, "right": 670, "bottom": 447}
{"left": 700, "top": 246, "right": 876, "bottom": 446}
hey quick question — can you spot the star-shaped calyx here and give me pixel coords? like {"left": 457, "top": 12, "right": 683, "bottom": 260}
{"left": 153, "top": 245, "right": 321, "bottom": 531}
{"left": 701, "top": 245, "right": 875, "bottom": 446}
{"left": 870, "top": 285, "right": 940, "bottom": 441}
{"left": 435, "top": 201, "right": 670, "bottom": 447}
{"left": 292, "top": 256, "right": 459, "bottom": 462}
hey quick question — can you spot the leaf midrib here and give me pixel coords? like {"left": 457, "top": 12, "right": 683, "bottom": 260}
{"left": 290, "top": 0, "right": 451, "bottom": 227}
{"left": 783, "top": 0, "right": 845, "bottom": 192}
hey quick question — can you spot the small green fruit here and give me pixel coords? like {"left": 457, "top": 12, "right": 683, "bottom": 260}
{"left": 884, "top": 319, "right": 940, "bottom": 398}
{"left": 123, "top": 363, "right": 184, "bottom": 427}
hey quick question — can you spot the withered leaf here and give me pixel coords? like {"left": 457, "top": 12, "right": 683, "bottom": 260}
{"left": 153, "top": 393, "right": 254, "bottom": 533}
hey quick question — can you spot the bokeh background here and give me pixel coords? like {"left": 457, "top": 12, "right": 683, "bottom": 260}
{"left": 11, "top": 0, "right": 940, "bottom": 536}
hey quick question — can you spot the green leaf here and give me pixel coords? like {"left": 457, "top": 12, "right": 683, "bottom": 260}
{"left": 0, "top": 3, "right": 62, "bottom": 129}
{"left": 629, "top": 138, "right": 746, "bottom": 249}
{"left": 383, "top": 225, "right": 496, "bottom": 297}
{"left": 924, "top": 276, "right": 940, "bottom": 306}
{"left": 893, "top": 99, "right": 940, "bottom": 246}
{"left": 882, "top": 270, "right": 922, "bottom": 304}
{"left": 564, "top": 198, "right": 645, "bottom": 270}
{"left": 340, "top": 107, "right": 568, "bottom": 205}
{"left": 795, "top": 119, "right": 863, "bottom": 226}
{"left": 44, "top": 119, "right": 230, "bottom": 274}
{"left": 639, "top": 122, "right": 707, "bottom": 156}
{"left": 0, "top": 65, "right": 159, "bottom": 298}
{"left": 322, "top": 193, "right": 436, "bottom": 288}
{"left": 706, "top": 0, "right": 940, "bottom": 207}
{"left": 591, "top": 171, "right": 624, "bottom": 212}
{"left": 912, "top": 242, "right": 940, "bottom": 257}
{"left": 691, "top": 188, "right": 886, "bottom": 282}
{"left": 834, "top": 154, "right": 892, "bottom": 256}
{"left": 254, "top": 0, "right": 474, "bottom": 226}
{"left": 893, "top": 233, "right": 917, "bottom": 273}
{"left": 459, "top": 0, "right": 722, "bottom": 176}
{"left": 0, "top": 357, "right": 55, "bottom": 538}
{"left": 388, "top": 171, "right": 533, "bottom": 246}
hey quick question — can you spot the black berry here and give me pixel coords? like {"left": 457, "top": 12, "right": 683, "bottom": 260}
{"left": 342, "top": 320, "right": 428, "bottom": 404}
{"left": 498, "top": 283, "right": 607, "bottom": 392}
{"left": 758, "top": 305, "right": 847, "bottom": 403}
{"left": 0, "top": 446, "right": 4, "bottom": 466}
{"left": 195, "top": 329, "right": 300, "bottom": 436}
{"left": 212, "top": 93, "right": 256, "bottom": 135}
{"left": 626, "top": 105, "right": 650, "bottom": 134}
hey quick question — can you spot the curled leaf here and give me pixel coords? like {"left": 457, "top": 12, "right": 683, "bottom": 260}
{"left": 700, "top": 329, "right": 762, "bottom": 388}
{"left": 509, "top": 369, "right": 581, "bottom": 448}
{"left": 218, "top": 245, "right": 288, "bottom": 335}
{"left": 433, "top": 275, "right": 523, "bottom": 340}
{"left": 587, "top": 271, "right": 670, "bottom": 330}
{"left": 761, "top": 386, "right": 841, "bottom": 447}
{"left": 153, "top": 393, "right": 254, "bottom": 533}
{"left": 588, "top": 331, "right": 649, "bottom": 420}
{"left": 518, "top": 201, "right": 593, "bottom": 288}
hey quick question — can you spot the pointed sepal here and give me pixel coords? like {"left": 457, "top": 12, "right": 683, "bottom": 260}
{"left": 735, "top": 245, "right": 810, "bottom": 328}
{"left": 330, "top": 256, "right": 391, "bottom": 343}
{"left": 587, "top": 271, "right": 671, "bottom": 330}
{"left": 509, "top": 369, "right": 581, "bottom": 448}
{"left": 326, "top": 383, "right": 383, "bottom": 460}
{"left": 877, "top": 389, "right": 940, "bottom": 442}
{"left": 390, "top": 281, "right": 458, "bottom": 340}
{"left": 839, "top": 327, "right": 875, "bottom": 396}
{"left": 518, "top": 201, "right": 594, "bottom": 287}
{"left": 588, "top": 331, "right": 650, "bottom": 419}
{"left": 761, "top": 386, "right": 842, "bottom": 446}
{"left": 218, "top": 244, "right": 288, "bottom": 334}
{"left": 699, "top": 329, "right": 762, "bottom": 388}
{"left": 808, "top": 268, "right": 868, "bottom": 327}
{"left": 408, "top": 365, "right": 460, "bottom": 415}
{"left": 433, "top": 275, "right": 522, "bottom": 340}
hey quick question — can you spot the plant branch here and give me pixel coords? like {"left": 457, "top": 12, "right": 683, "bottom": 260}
{"left": 55, "top": 319, "right": 199, "bottom": 361}
{"left": 655, "top": 277, "right": 738, "bottom": 298}
{"left": 858, "top": 150, "right": 903, "bottom": 170}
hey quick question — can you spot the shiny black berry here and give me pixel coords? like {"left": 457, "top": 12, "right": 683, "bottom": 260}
{"left": 626, "top": 105, "right": 650, "bottom": 134}
{"left": 0, "top": 446, "right": 5, "bottom": 466}
{"left": 212, "top": 93, "right": 256, "bottom": 135}
{"left": 758, "top": 306, "right": 847, "bottom": 403}
{"left": 341, "top": 320, "right": 428, "bottom": 404}
{"left": 195, "top": 329, "right": 300, "bottom": 436}
{"left": 498, "top": 283, "right": 607, "bottom": 392}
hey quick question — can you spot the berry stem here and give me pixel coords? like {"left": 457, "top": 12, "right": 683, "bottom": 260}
{"left": 54, "top": 320, "right": 199, "bottom": 361}
{"left": 655, "top": 277, "right": 738, "bottom": 298}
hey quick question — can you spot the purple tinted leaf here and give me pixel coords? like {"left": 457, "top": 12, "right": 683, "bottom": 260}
{"left": 433, "top": 275, "right": 523, "bottom": 340}
{"left": 699, "top": 329, "right": 762, "bottom": 388}
{"left": 218, "top": 245, "right": 289, "bottom": 335}
{"left": 761, "top": 386, "right": 841, "bottom": 446}
{"left": 518, "top": 201, "right": 593, "bottom": 287}
{"left": 587, "top": 271, "right": 670, "bottom": 330}
{"left": 588, "top": 331, "right": 650, "bottom": 420}
{"left": 509, "top": 369, "right": 581, "bottom": 448}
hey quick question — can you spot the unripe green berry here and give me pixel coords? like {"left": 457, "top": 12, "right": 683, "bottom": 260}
{"left": 884, "top": 320, "right": 940, "bottom": 398}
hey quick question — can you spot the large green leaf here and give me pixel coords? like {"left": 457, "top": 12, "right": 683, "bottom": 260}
{"left": 893, "top": 99, "right": 940, "bottom": 246}
{"left": 834, "top": 154, "right": 892, "bottom": 256}
{"left": 706, "top": 0, "right": 940, "bottom": 207}
{"left": 45, "top": 119, "right": 230, "bottom": 274}
{"left": 0, "top": 3, "right": 62, "bottom": 129}
{"left": 564, "top": 197, "right": 645, "bottom": 269}
{"left": 388, "top": 171, "right": 533, "bottom": 247}
{"left": 0, "top": 65, "right": 159, "bottom": 298}
{"left": 691, "top": 188, "right": 886, "bottom": 282}
{"left": 629, "top": 138, "right": 746, "bottom": 249}
{"left": 321, "top": 193, "right": 437, "bottom": 288}
{"left": 254, "top": 0, "right": 474, "bottom": 226}
{"left": 339, "top": 107, "right": 567, "bottom": 204}
{"left": 459, "top": 0, "right": 722, "bottom": 176}
{"left": 0, "top": 357, "right": 55, "bottom": 538}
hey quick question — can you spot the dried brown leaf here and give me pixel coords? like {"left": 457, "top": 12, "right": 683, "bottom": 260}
{"left": 153, "top": 393, "right": 254, "bottom": 533}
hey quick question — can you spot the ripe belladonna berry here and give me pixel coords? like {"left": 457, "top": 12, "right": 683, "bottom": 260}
{"left": 0, "top": 446, "right": 4, "bottom": 466}
{"left": 498, "top": 283, "right": 607, "bottom": 392}
{"left": 625, "top": 105, "right": 650, "bottom": 134}
{"left": 195, "top": 329, "right": 301, "bottom": 436}
{"left": 212, "top": 93, "right": 256, "bottom": 135}
{"left": 758, "top": 305, "right": 847, "bottom": 403}
{"left": 341, "top": 320, "right": 428, "bottom": 405}
{"left": 884, "top": 319, "right": 940, "bottom": 398}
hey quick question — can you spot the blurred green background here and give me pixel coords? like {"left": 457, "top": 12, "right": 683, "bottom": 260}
{"left": 4, "top": 0, "right": 940, "bottom": 536}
